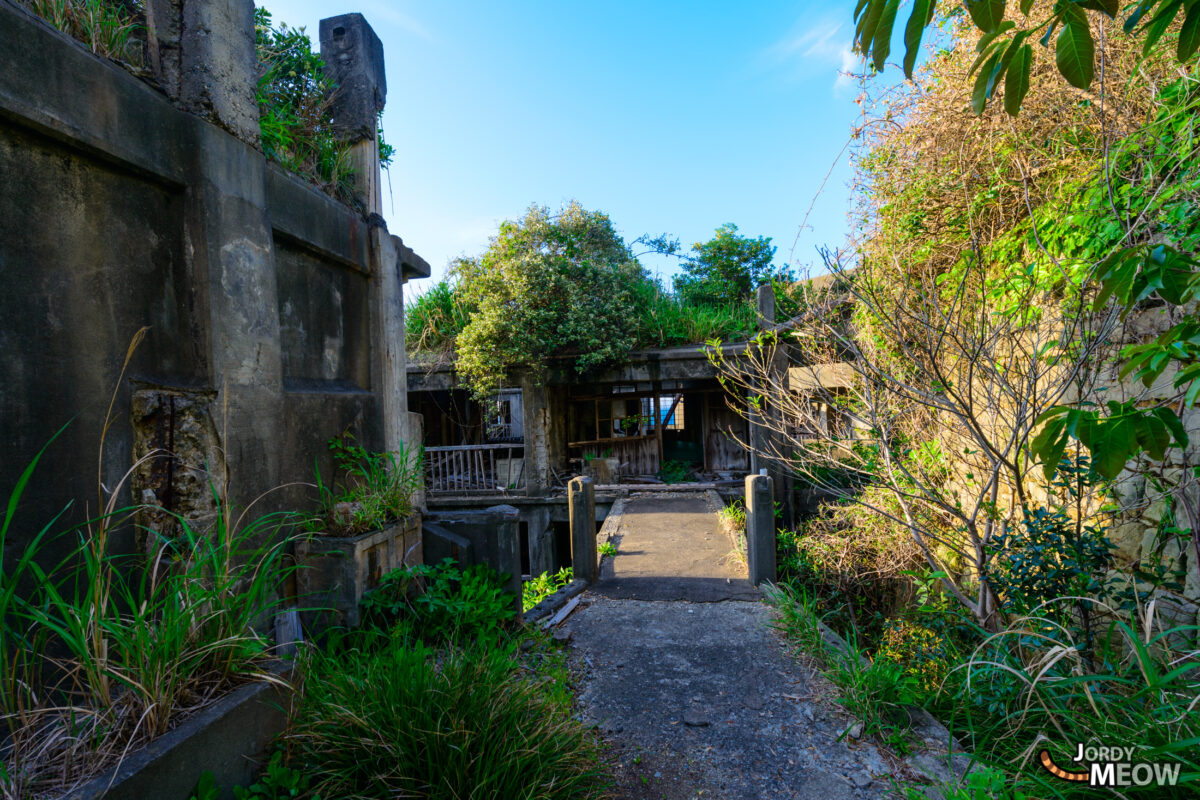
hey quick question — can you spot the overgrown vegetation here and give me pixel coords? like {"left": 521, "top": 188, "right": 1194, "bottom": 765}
{"left": 523, "top": 566, "right": 574, "bottom": 612}
{"left": 722, "top": 3, "right": 1200, "bottom": 796}
{"left": 214, "top": 560, "right": 607, "bottom": 800}
{"left": 1, "top": 344, "right": 293, "bottom": 799}
{"left": 254, "top": 7, "right": 362, "bottom": 202}
{"left": 17, "top": 0, "right": 144, "bottom": 65}
{"left": 305, "top": 433, "right": 423, "bottom": 536}
{"left": 404, "top": 203, "right": 770, "bottom": 397}
{"left": 285, "top": 631, "right": 605, "bottom": 800}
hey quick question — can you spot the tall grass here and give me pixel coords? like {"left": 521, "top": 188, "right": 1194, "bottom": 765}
{"left": 1, "top": 333, "right": 296, "bottom": 798}
{"left": 627, "top": 279, "right": 758, "bottom": 348}
{"left": 18, "top": 0, "right": 143, "bottom": 64}
{"left": 769, "top": 582, "right": 1200, "bottom": 798}
{"left": 286, "top": 632, "right": 609, "bottom": 800}
{"left": 942, "top": 597, "right": 1200, "bottom": 798}
{"left": 405, "top": 278, "right": 473, "bottom": 356}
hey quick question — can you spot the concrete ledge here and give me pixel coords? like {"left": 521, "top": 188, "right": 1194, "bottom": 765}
{"left": 64, "top": 666, "right": 293, "bottom": 800}
{"left": 0, "top": 2, "right": 188, "bottom": 185}
{"left": 266, "top": 163, "right": 370, "bottom": 273}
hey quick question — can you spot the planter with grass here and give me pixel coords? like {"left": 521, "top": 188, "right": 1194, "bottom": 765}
{"left": 296, "top": 434, "right": 424, "bottom": 635}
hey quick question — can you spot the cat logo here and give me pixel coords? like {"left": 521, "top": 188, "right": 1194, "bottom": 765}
{"left": 1038, "top": 745, "right": 1182, "bottom": 788}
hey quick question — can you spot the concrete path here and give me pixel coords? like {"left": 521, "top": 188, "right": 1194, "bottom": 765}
{"left": 592, "top": 495, "right": 760, "bottom": 602}
{"left": 562, "top": 492, "right": 894, "bottom": 799}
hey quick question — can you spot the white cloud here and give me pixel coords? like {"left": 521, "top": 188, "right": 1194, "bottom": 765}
{"left": 762, "top": 17, "right": 864, "bottom": 95}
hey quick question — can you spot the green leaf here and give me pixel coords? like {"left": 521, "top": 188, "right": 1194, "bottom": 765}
{"left": 1056, "top": 8, "right": 1095, "bottom": 89}
{"left": 1125, "top": 0, "right": 1157, "bottom": 33}
{"left": 1144, "top": 0, "right": 1184, "bottom": 55}
{"left": 1031, "top": 408, "right": 1069, "bottom": 480}
{"left": 903, "top": 0, "right": 936, "bottom": 78}
{"left": 1005, "top": 43, "right": 1033, "bottom": 115}
{"left": 1077, "top": 0, "right": 1119, "bottom": 16}
{"left": 1151, "top": 407, "right": 1190, "bottom": 449}
{"left": 1019, "top": 0, "right": 1035, "bottom": 13}
{"left": 972, "top": 50, "right": 1002, "bottom": 113}
{"left": 966, "top": 0, "right": 1007, "bottom": 33}
{"left": 872, "top": 0, "right": 902, "bottom": 71}
{"left": 1176, "top": 3, "right": 1195, "bottom": 61}
{"left": 856, "top": 0, "right": 887, "bottom": 56}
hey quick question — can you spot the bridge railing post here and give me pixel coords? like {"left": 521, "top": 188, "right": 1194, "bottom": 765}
{"left": 745, "top": 472, "right": 776, "bottom": 586}
{"left": 569, "top": 476, "right": 598, "bottom": 583}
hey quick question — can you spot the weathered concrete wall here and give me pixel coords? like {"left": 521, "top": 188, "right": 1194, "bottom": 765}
{"left": 0, "top": 4, "right": 424, "bottom": 565}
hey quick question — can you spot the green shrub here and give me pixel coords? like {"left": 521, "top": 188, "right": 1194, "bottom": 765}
{"left": 360, "top": 558, "right": 515, "bottom": 643}
{"left": 286, "top": 633, "right": 608, "bottom": 799}
{"left": 404, "top": 277, "right": 473, "bottom": 355}
{"left": 656, "top": 459, "right": 691, "bottom": 484}
{"left": 522, "top": 567, "right": 573, "bottom": 612}
{"left": 307, "top": 433, "right": 423, "bottom": 536}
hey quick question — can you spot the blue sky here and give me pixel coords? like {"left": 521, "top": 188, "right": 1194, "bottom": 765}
{"left": 264, "top": 2, "right": 867, "bottom": 295}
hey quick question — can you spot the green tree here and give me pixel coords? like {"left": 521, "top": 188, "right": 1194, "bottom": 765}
{"left": 453, "top": 202, "right": 647, "bottom": 399}
{"left": 673, "top": 224, "right": 788, "bottom": 308}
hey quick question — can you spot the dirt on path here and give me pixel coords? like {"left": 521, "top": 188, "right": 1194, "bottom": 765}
{"left": 560, "top": 493, "right": 897, "bottom": 800}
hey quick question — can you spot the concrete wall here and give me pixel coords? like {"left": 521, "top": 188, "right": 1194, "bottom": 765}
{"left": 0, "top": 3, "right": 425, "bottom": 564}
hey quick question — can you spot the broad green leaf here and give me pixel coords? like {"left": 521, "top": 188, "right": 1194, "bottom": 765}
{"left": 872, "top": 0, "right": 902, "bottom": 71}
{"left": 1005, "top": 43, "right": 1032, "bottom": 115}
{"left": 1078, "top": 0, "right": 1119, "bottom": 16}
{"left": 1180, "top": 2, "right": 1200, "bottom": 60}
{"left": 856, "top": 0, "right": 887, "bottom": 55}
{"left": 1019, "top": 0, "right": 1035, "bottom": 13}
{"left": 1151, "top": 407, "right": 1190, "bottom": 448}
{"left": 1056, "top": 8, "right": 1095, "bottom": 88}
{"left": 972, "top": 50, "right": 1002, "bottom": 113}
{"left": 966, "top": 0, "right": 1007, "bottom": 33}
{"left": 1144, "top": 0, "right": 1184, "bottom": 55}
{"left": 1031, "top": 408, "right": 1069, "bottom": 479}
{"left": 903, "top": 0, "right": 937, "bottom": 78}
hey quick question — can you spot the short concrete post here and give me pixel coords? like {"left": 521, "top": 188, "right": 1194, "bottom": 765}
{"left": 746, "top": 473, "right": 776, "bottom": 586}
{"left": 569, "top": 476, "right": 598, "bottom": 583}
{"left": 486, "top": 505, "right": 523, "bottom": 618}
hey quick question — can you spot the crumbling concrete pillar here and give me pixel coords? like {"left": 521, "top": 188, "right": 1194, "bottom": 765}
{"left": 487, "top": 504, "right": 523, "bottom": 616}
{"left": 746, "top": 472, "right": 776, "bottom": 586}
{"left": 569, "top": 476, "right": 598, "bottom": 583}
{"left": 320, "top": 14, "right": 385, "bottom": 212}
{"left": 179, "top": 0, "right": 260, "bottom": 144}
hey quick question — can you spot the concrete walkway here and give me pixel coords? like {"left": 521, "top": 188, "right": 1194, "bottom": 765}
{"left": 562, "top": 493, "right": 894, "bottom": 799}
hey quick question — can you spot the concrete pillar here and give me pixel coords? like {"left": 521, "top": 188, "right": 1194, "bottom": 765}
{"left": 569, "top": 476, "right": 598, "bottom": 583}
{"left": 746, "top": 473, "right": 776, "bottom": 586}
{"left": 179, "top": 0, "right": 260, "bottom": 144}
{"left": 750, "top": 281, "right": 794, "bottom": 529}
{"left": 320, "top": 14, "right": 386, "bottom": 211}
{"left": 486, "top": 505, "right": 523, "bottom": 617}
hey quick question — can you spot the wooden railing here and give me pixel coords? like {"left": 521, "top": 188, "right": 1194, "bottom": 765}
{"left": 426, "top": 443, "right": 525, "bottom": 494}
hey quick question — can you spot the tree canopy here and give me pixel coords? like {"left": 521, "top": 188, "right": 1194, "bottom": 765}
{"left": 673, "top": 224, "right": 788, "bottom": 308}
{"left": 451, "top": 202, "right": 647, "bottom": 399}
